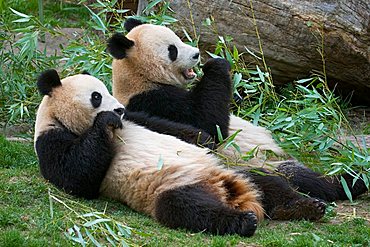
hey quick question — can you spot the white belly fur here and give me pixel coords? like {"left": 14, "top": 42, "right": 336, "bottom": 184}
{"left": 100, "top": 120, "right": 229, "bottom": 216}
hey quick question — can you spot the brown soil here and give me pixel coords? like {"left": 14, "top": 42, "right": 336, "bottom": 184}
{"left": 330, "top": 195, "right": 370, "bottom": 224}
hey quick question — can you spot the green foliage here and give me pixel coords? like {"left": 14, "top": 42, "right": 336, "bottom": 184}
{"left": 0, "top": 5, "right": 61, "bottom": 125}
{"left": 0, "top": 0, "right": 179, "bottom": 126}
{"left": 207, "top": 35, "right": 370, "bottom": 199}
{"left": 0, "top": 135, "right": 36, "bottom": 168}
{"left": 48, "top": 191, "right": 146, "bottom": 247}
{"left": 136, "top": 0, "right": 177, "bottom": 25}
{"left": 0, "top": 229, "right": 26, "bottom": 247}
{"left": 0, "top": 0, "right": 89, "bottom": 27}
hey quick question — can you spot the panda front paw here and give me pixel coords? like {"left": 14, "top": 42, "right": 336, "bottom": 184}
{"left": 202, "top": 58, "right": 231, "bottom": 74}
{"left": 94, "top": 111, "right": 123, "bottom": 132}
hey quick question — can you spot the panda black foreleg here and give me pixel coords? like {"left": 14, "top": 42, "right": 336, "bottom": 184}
{"left": 124, "top": 111, "right": 215, "bottom": 149}
{"left": 190, "top": 58, "right": 232, "bottom": 139}
{"left": 36, "top": 111, "right": 122, "bottom": 199}
{"left": 154, "top": 183, "right": 258, "bottom": 237}
{"left": 276, "top": 161, "right": 368, "bottom": 201}
{"left": 238, "top": 168, "right": 326, "bottom": 221}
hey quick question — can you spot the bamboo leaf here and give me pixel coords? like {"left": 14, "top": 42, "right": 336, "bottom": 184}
{"left": 205, "top": 51, "right": 220, "bottom": 58}
{"left": 83, "top": 218, "right": 111, "bottom": 227}
{"left": 362, "top": 174, "right": 369, "bottom": 188}
{"left": 85, "top": 229, "right": 102, "bottom": 247}
{"left": 256, "top": 65, "right": 265, "bottom": 82}
{"left": 12, "top": 17, "right": 31, "bottom": 23}
{"left": 86, "top": 6, "right": 107, "bottom": 33}
{"left": 117, "top": 223, "right": 132, "bottom": 238}
{"left": 106, "top": 237, "right": 117, "bottom": 247}
{"left": 327, "top": 166, "right": 342, "bottom": 175}
{"left": 233, "top": 72, "right": 242, "bottom": 86}
{"left": 157, "top": 155, "right": 164, "bottom": 170}
{"left": 104, "top": 223, "right": 119, "bottom": 240}
{"left": 143, "top": 0, "right": 162, "bottom": 13}
{"left": 9, "top": 8, "right": 31, "bottom": 18}
{"left": 340, "top": 177, "right": 353, "bottom": 202}
{"left": 216, "top": 125, "right": 223, "bottom": 143}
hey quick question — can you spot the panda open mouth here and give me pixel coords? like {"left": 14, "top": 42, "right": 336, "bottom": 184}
{"left": 182, "top": 68, "right": 196, "bottom": 80}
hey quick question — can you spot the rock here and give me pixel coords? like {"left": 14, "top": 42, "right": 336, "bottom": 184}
{"left": 163, "top": 0, "right": 370, "bottom": 104}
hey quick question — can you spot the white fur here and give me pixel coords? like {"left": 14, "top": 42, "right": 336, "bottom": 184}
{"left": 219, "top": 115, "right": 286, "bottom": 167}
{"left": 67, "top": 75, "right": 124, "bottom": 114}
{"left": 132, "top": 24, "right": 199, "bottom": 68}
{"left": 126, "top": 24, "right": 199, "bottom": 86}
{"left": 100, "top": 120, "right": 237, "bottom": 216}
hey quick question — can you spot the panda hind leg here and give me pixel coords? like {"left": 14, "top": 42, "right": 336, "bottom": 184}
{"left": 154, "top": 182, "right": 258, "bottom": 237}
{"left": 239, "top": 168, "right": 327, "bottom": 221}
{"left": 276, "top": 161, "right": 368, "bottom": 201}
{"left": 271, "top": 197, "right": 326, "bottom": 221}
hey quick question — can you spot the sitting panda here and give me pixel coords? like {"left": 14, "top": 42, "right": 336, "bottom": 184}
{"left": 107, "top": 18, "right": 284, "bottom": 166}
{"left": 106, "top": 18, "right": 368, "bottom": 202}
{"left": 34, "top": 70, "right": 335, "bottom": 236}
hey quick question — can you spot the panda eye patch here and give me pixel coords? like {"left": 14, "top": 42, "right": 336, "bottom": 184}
{"left": 91, "top": 91, "right": 102, "bottom": 108}
{"left": 168, "top": 45, "right": 178, "bottom": 61}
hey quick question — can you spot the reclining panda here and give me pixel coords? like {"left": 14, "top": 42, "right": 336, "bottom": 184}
{"left": 35, "top": 70, "right": 346, "bottom": 237}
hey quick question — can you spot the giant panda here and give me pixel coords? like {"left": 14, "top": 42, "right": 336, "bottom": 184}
{"left": 106, "top": 18, "right": 368, "bottom": 202}
{"left": 107, "top": 18, "right": 284, "bottom": 166}
{"left": 34, "top": 70, "right": 341, "bottom": 236}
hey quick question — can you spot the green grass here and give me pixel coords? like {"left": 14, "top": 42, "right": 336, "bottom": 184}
{"left": 0, "top": 0, "right": 90, "bottom": 28}
{"left": 1, "top": 136, "right": 369, "bottom": 246}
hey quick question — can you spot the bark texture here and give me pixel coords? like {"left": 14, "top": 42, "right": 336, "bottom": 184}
{"left": 167, "top": 0, "right": 370, "bottom": 104}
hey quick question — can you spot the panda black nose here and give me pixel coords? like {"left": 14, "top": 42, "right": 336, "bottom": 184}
{"left": 192, "top": 53, "right": 200, "bottom": 60}
{"left": 114, "top": 107, "right": 125, "bottom": 116}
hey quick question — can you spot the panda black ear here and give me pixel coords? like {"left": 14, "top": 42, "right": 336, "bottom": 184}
{"left": 37, "top": 69, "right": 62, "bottom": 96}
{"left": 107, "top": 33, "right": 135, "bottom": 59}
{"left": 124, "top": 18, "right": 144, "bottom": 32}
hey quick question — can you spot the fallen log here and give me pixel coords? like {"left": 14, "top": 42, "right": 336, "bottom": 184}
{"left": 156, "top": 0, "right": 369, "bottom": 104}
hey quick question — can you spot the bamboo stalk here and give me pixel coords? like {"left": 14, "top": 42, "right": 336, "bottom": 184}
{"left": 38, "top": 0, "right": 45, "bottom": 42}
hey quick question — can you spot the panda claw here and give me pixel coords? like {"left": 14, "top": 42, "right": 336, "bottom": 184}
{"left": 233, "top": 211, "right": 258, "bottom": 237}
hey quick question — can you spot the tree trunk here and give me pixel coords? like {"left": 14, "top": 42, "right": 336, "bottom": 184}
{"left": 165, "top": 0, "right": 370, "bottom": 104}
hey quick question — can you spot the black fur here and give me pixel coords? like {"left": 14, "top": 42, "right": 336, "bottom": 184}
{"left": 238, "top": 168, "right": 326, "bottom": 220}
{"left": 36, "top": 111, "right": 122, "bottom": 199}
{"left": 276, "top": 162, "right": 368, "bottom": 201}
{"left": 81, "top": 71, "right": 91, "bottom": 75}
{"left": 124, "top": 18, "right": 144, "bottom": 32}
{"left": 124, "top": 111, "right": 215, "bottom": 149}
{"left": 91, "top": 92, "right": 102, "bottom": 108}
{"left": 37, "top": 69, "right": 62, "bottom": 96}
{"left": 127, "top": 58, "right": 232, "bottom": 141}
{"left": 154, "top": 183, "right": 257, "bottom": 236}
{"left": 107, "top": 33, "right": 135, "bottom": 59}
{"left": 168, "top": 45, "right": 178, "bottom": 61}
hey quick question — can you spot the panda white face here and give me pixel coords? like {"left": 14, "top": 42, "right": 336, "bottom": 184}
{"left": 68, "top": 75, "right": 124, "bottom": 115}
{"left": 60, "top": 75, "right": 124, "bottom": 134}
{"left": 127, "top": 24, "right": 200, "bottom": 86}
{"left": 36, "top": 73, "right": 125, "bottom": 136}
